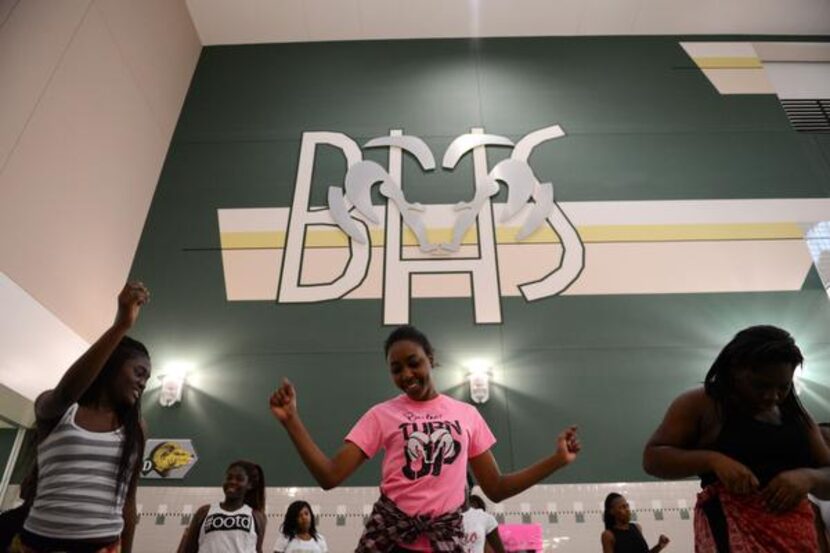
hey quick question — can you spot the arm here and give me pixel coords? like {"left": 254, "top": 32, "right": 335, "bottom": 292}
{"left": 36, "top": 282, "right": 149, "bottom": 421}
{"left": 469, "top": 426, "right": 580, "bottom": 503}
{"left": 762, "top": 416, "right": 830, "bottom": 511}
{"left": 643, "top": 389, "right": 759, "bottom": 494}
{"left": 485, "top": 527, "right": 505, "bottom": 553}
{"left": 648, "top": 529, "right": 670, "bottom": 552}
{"left": 806, "top": 418, "right": 830, "bottom": 499}
{"left": 253, "top": 510, "right": 267, "bottom": 553}
{"left": 120, "top": 419, "right": 147, "bottom": 553}
{"left": 177, "top": 505, "right": 209, "bottom": 553}
{"left": 643, "top": 390, "right": 718, "bottom": 478}
{"left": 120, "top": 471, "right": 139, "bottom": 553}
{"left": 601, "top": 530, "right": 615, "bottom": 553}
{"left": 270, "top": 379, "right": 366, "bottom": 489}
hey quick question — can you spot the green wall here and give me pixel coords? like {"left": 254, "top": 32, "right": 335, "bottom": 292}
{"left": 131, "top": 36, "right": 830, "bottom": 487}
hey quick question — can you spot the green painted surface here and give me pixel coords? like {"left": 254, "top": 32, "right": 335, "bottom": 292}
{"left": 131, "top": 36, "right": 830, "bottom": 487}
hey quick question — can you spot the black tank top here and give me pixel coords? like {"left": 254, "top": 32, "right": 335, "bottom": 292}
{"left": 610, "top": 525, "right": 649, "bottom": 553}
{"left": 701, "top": 408, "right": 814, "bottom": 487}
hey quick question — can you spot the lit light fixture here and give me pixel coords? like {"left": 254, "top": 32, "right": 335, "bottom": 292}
{"left": 465, "top": 359, "right": 492, "bottom": 404}
{"left": 793, "top": 365, "right": 804, "bottom": 396}
{"left": 159, "top": 361, "right": 193, "bottom": 407}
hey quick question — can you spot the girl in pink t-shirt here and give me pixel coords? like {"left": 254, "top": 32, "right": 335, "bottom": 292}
{"left": 270, "top": 325, "right": 580, "bottom": 552}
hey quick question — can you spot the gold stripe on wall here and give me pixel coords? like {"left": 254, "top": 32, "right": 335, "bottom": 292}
{"left": 220, "top": 222, "right": 803, "bottom": 249}
{"left": 692, "top": 57, "right": 763, "bottom": 69}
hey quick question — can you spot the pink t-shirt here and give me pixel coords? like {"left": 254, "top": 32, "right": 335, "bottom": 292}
{"left": 346, "top": 393, "right": 496, "bottom": 549}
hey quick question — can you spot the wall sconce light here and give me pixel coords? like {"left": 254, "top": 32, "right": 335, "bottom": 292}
{"left": 793, "top": 365, "right": 804, "bottom": 396}
{"left": 159, "top": 361, "right": 193, "bottom": 407}
{"left": 466, "top": 360, "right": 493, "bottom": 404}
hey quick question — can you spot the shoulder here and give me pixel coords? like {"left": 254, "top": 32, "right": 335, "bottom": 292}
{"left": 34, "top": 391, "right": 70, "bottom": 427}
{"left": 368, "top": 396, "right": 403, "bottom": 413}
{"left": 192, "top": 504, "right": 211, "bottom": 525}
{"left": 253, "top": 509, "right": 266, "bottom": 528}
{"left": 601, "top": 529, "right": 615, "bottom": 543}
{"left": 669, "top": 387, "right": 716, "bottom": 416}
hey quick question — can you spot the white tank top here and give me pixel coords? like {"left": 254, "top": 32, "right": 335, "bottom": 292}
{"left": 198, "top": 503, "right": 257, "bottom": 553}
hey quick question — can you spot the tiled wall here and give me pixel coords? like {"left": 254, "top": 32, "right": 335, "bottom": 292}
{"left": 2, "top": 480, "right": 699, "bottom": 552}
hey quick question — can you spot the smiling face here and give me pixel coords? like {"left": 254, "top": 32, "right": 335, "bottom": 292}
{"left": 387, "top": 339, "right": 437, "bottom": 401}
{"left": 109, "top": 355, "right": 151, "bottom": 407}
{"left": 222, "top": 465, "right": 252, "bottom": 501}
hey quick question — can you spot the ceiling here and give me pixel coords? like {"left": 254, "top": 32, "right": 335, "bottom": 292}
{"left": 186, "top": 0, "right": 830, "bottom": 46}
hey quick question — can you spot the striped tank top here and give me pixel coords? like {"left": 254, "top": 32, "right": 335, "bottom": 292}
{"left": 24, "top": 403, "right": 130, "bottom": 540}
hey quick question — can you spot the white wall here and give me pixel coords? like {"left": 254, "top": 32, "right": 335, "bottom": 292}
{"left": 0, "top": 0, "right": 201, "bottom": 402}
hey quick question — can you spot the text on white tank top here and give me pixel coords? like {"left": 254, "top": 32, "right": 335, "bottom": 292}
{"left": 198, "top": 503, "right": 257, "bottom": 553}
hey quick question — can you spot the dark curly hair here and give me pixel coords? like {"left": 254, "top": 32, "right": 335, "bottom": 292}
{"left": 703, "top": 325, "right": 807, "bottom": 426}
{"left": 280, "top": 500, "right": 319, "bottom": 541}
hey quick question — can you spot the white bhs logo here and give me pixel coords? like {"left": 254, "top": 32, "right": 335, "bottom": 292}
{"left": 221, "top": 126, "right": 585, "bottom": 325}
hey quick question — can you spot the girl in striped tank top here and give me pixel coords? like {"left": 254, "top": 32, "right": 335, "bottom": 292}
{"left": 177, "top": 460, "right": 267, "bottom": 553}
{"left": 12, "top": 282, "right": 151, "bottom": 553}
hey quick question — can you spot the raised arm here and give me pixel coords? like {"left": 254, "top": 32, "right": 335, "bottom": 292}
{"left": 269, "top": 379, "right": 366, "bottom": 490}
{"left": 469, "top": 426, "right": 580, "bottom": 503}
{"left": 36, "top": 282, "right": 149, "bottom": 421}
{"left": 643, "top": 388, "right": 759, "bottom": 494}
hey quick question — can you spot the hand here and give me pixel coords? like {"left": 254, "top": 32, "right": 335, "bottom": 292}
{"left": 710, "top": 453, "right": 759, "bottom": 495}
{"left": 269, "top": 378, "right": 298, "bottom": 424}
{"left": 658, "top": 534, "right": 670, "bottom": 548}
{"left": 762, "top": 469, "right": 813, "bottom": 513}
{"left": 115, "top": 282, "right": 149, "bottom": 330}
{"left": 553, "top": 426, "right": 580, "bottom": 466}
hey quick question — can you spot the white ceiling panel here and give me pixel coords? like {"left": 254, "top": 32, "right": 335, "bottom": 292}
{"left": 477, "top": 0, "right": 585, "bottom": 37}
{"left": 578, "top": 0, "right": 643, "bottom": 35}
{"left": 721, "top": 0, "right": 830, "bottom": 35}
{"left": 634, "top": 0, "right": 729, "bottom": 35}
{"left": 358, "top": 0, "right": 418, "bottom": 40}
{"left": 303, "top": 0, "right": 362, "bottom": 42}
{"left": 186, "top": 0, "right": 306, "bottom": 45}
{"left": 187, "top": 0, "right": 830, "bottom": 45}
{"left": 0, "top": 273, "right": 89, "bottom": 401}
{"left": 397, "top": 0, "right": 479, "bottom": 40}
